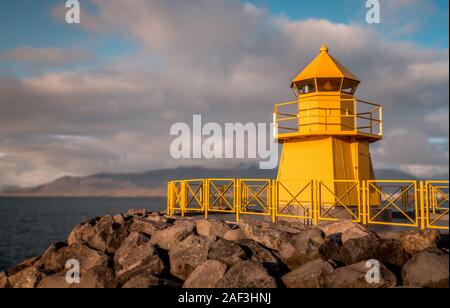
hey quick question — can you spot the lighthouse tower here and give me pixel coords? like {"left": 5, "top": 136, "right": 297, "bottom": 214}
{"left": 275, "top": 45, "right": 383, "bottom": 206}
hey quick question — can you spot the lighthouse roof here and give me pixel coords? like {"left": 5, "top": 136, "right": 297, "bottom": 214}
{"left": 291, "top": 45, "right": 360, "bottom": 87}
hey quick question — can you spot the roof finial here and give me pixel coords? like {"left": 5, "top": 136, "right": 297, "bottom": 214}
{"left": 320, "top": 45, "right": 329, "bottom": 53}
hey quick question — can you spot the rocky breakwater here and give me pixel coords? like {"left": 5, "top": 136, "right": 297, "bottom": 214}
{"left": 1, "top": 210, "right": 448, "bottom": 288}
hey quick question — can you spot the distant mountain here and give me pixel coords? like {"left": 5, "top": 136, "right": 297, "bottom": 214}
{"left": 0, "top": 166, "right": 276, "bottom": 197}
{"left": 1, "top": 166, "right": 446, "bottom": 197}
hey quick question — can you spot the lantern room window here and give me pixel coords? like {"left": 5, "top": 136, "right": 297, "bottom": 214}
{"left": 293, "top": 78, "right": 316, "bottom": 96}
{"left": 341, "top": 78, "right": 359, "bottom": 94}
{"left": 317, "top": 78, "right": 342, "bottom": 92}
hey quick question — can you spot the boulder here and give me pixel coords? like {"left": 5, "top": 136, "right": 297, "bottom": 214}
{"left": 6, "top": 256, "right": 40, "bottom": 277}
{"left": 144, "top": 212, "right": 168, "bottom": 223}
{"left": 68, "top": 215, "right": 125, "bottom": 253}
{"left": 278, "top": 228, "right": 325, "bottom": 269}
{"left": 122, "top": 275, "right": 181, "bottom": 288}
{"left": 37, "top": 243, "right": 108, "bottom": 275}
{"left": 268, "top": 220, "right": 306, "bottom": 235}
{"left": 376, "top": 239, "right": 410, "bottom": 267}
{"left": 113, "top": 214, "right": 125, "bottom": 225}
{"left": 169, "top": 234, "right": 211, "bottom": 280}
{"left": 318, "top": 220, "right": 374, "bottom": 243}
{"left": 340, "top": 235, "right": 381, "bottom": 265}
{"left": 238, "top": 239, "right": 283, "bottom": 277}
{"left": 114, "top": 232, "right": 164, "bottom": 283}
{"left": 282, "top": 259, "right": 335, "bottom": 288}
{"left": 129, "top": 219, "right": 169, "bottom": 237}
{"left": 67, "top": 219, "right": 97, "bottom": 246}
{"left": 127, "top": 209, "right": 148, "bottom": 216}
{"left": 37, "top": 267, "right": 116, "bottom": 288}
{"left": 402, "top": 249, "right": 449, "bottom": 288}
{"left": 105, "top": 222, "right": 131, "bottom": 253}
{"left": 0, "top": 272, "right": 8, "bottom": 288}
{"left": 330, "top": 261, "right": 397, "bottom": 288}
{"left": 183, "top": 260, "right": 227, "bottom": 288}
{"left": 8, "top": 266, "right": 43, "bottom": 288}
{"left": 399, "top": 230, "right": 440, "bottom": 256}
{"left": 238, "top": 239, "right": 279, "bottom": 264}
{"left": 208, "top": 239, "right": 246, "bottom": 267}
{"left": 216, "top": 261, "right": 277, "bottom": 288}
{"left": 319, "top": 238, "right": 343, "bottom": 263}
{"left": 195, "top": 219, "right": 231, "bottom": 238}
{"left": 223, "top": 229, "right": 244, "bottom": 242}
{"left": 239, "top": 221, "right": 288, "bottom": 251}
{"left": 150, "top": 221, "right": 195, "bottom": 250}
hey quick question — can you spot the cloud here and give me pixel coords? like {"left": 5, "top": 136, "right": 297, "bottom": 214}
{"left": 0, "top": 47, "right": 90, "bottom": 66}
{"left": 0, "top": 0, "right": 448, "bottom": 186}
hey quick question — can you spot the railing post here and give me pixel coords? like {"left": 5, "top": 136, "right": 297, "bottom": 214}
{"left": 181, "top": 181, "right": 186, "bottom": 219}
{"left": 204, "top": 179, "right": 208, "bottom": 219}
{"left": 419, "top": 181, "right": 426, "bottom": 230}
{"left": 312, "top": 180, "right": 319, "bottom": 226}
{"left": 236, "top": 179, "right": 240, "bottom": 223}
{"left": 167, "top": 182, "right": 172, "bottom": 217}
{"left": 271, "top": 180, "right": 277, "bottom": 223}
{"left": 361, "top": 181, "right": 367, "bottom": 225}
{"left": 379, "top": 106, "right": 383, "bottom": 136}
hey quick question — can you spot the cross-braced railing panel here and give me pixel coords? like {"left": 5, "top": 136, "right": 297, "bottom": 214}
{"left": 206, "top": 179, "right": 236, "bottom": 213}
{"left": 366, "top": 180, "right": 419, "bottom": 227}
{"left": 238, "top": 180, "right": 272, "bottom": 217}
{"left": 318, "top": 180, "right": 361, "bottom": 223}
{"left": 425, "top": 181, "right": 449, "bottom": 230}
{"left": 275, "top": 180, "right": 314, "bottom": 221}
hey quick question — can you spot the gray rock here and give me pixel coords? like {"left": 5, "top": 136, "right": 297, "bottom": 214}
{"left": 113, "top": 214, "right": 125, "bottom": 225}
{"left": 340, "top": 235, "right": 381, "bottom": 265}
{"left": 129, "top": 218, "right": 169, "bottom": 237}
{"left": 330, "top": 261, "right": 397, "bottom": 288}
{"left": 67, "top": 219, "right": 97, "bottom": 247}
{"left": 183, "top": 260, "right": 227, "bottom": 288}
{"left": 400, "top": 230, "right": 440, "bottom": 256}
{"left": 8, "top": 266, "right": 43, "bottom": 288}
{"left": 37, "top": 243, "right": 108, "bottom": 275}
{"left": 144, "top": 212, "right": 168, "bottom": 223}
{"left": 37, "top": 267, "right": 116, "bottom": 288}
{"left": 208, "top": 239, "right": 246, "bottom": 267}
{"left": 150, "top": 221, "right": 195, "bottom": 250}
{"left": 216, "top": 261, "right": 277, "bottom": 288}
{"left": 68, "top": 215, "right": 124, "bottom": 253}
{"left": 0, "top": 272, "right": 8, "bottom": 288}
{"left": 169, "top": 234, "right": 211, "bottom": 280}
{"left": 127, "top": 209, "right": 148, "bottom": 216}
{"left": 282, "top": 259, "right": 335, "bottom": 288}
{"left": 122, "top": 275, "right": 181, "bottom": 288}
{"left": 376, "top": 239, "right": 410, "bottom": 267}
{"left": 279, "top": 228, "right": 325, "bottom": 269}
{"left": 223, "top": 229, "right": 244, "bottom": 242}
{"left": 318, "top": 220, "right": 374, "bottom": 243}
{"left": 114, "top": 232, "right": 164, "bottom": 283}
{"left": 240, "top": 221, "right": 288, "bottom": 251}
{"left": 196, "top": 219, "right": 231, "bottom": 238}
{"left": 402, "top": 249, "right": 449, "bottom": 288}
{"left": 6, "top": 256, "right": 40, "bottom": 277}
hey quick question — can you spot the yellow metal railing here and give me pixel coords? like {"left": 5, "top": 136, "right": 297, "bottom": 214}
{"left": 274, "top": 99, "right": 383, "bottom": 138}
{"left": 168, "top": 179, "right": 449, "bottom": 230}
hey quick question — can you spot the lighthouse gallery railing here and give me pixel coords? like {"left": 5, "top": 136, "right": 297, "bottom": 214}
{"left": 274, "top": 98, "right": 383, "bottom": 138}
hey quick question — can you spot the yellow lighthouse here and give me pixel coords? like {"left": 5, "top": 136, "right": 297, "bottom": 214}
{"left": 275, "top": 45, "right": 383, "bottom": 208}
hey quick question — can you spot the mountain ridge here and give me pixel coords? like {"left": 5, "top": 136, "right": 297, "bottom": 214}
{"left": 0, "top": 166, "right": 446, "bottom": 197}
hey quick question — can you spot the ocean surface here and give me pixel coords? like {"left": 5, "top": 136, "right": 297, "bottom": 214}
{"left": 0, "top": 197, "right": 165, "bottom": 272}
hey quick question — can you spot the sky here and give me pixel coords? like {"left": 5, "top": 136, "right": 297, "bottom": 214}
{"left": 0, "top": 0, "right": 449, "bottom": 187}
